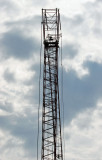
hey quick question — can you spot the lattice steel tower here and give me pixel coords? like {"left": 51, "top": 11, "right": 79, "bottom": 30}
{"left": 41, "top": 8, "right": 63, "bottom": 160}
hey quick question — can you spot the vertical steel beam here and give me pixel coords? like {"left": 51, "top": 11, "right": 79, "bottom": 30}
{"left": 41, "top": 8, "right": 63, "bottom": 160}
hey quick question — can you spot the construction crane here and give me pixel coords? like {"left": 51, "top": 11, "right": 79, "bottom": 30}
{"left": 41, "top": 8, "right": 63, "bottom": 160}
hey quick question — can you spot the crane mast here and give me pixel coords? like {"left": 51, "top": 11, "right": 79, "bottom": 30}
{"left": 41, "top": 8, "right": 63, "bottom": 160}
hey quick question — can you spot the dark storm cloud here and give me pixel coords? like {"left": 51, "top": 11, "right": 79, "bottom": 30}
{"left": 11, "top": 114, "right": 37, "bottom": 157}
{"left": 63, "top": 44, "right": 79, "bottom": 59}
{"left": 23, "top": 63, "right": 43, "bottom": 105}
{"left": 0, "top": 107, "right": 38, "bottom": 158}
{"left": 1, "top": 60, "right": 102, "bottom": 158}
{"left": 0, "top": 63, "right": 42, "bottom": 157}
{"left": 1, "top": 50, "right": 102, "bottom": 158}
{"left": 3, "top": 69, "right": 15, "bottom": 82}
{"left": 0, "top": 102, "right": 13, "bottom": 112}
{"left": 63, "top": 61, "right": 102, "bottom": 123}
{"left": 24, "top": 59, "right": 102, "bottom": 127}
{"left": 24, "top": 58, "right": 102, "bottom": 126}
{"left": 1, "top": 30, "right": 39, "bottom": 60}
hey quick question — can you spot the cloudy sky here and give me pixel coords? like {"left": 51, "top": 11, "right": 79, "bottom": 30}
{"left": 0, "top": 0, "right": 102, "bottom": 159}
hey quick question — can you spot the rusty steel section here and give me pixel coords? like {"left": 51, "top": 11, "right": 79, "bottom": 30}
{"left": 41, "top": 8, "right": 63, "bottom": 160}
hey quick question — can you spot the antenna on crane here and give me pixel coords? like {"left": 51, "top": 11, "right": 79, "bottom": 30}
{"left": 41, "top": 8, "right": 63, "bottom": 160}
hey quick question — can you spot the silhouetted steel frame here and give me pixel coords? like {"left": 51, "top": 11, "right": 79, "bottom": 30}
{"left": 42, "top": 8, "right": 63, "bottom": 160}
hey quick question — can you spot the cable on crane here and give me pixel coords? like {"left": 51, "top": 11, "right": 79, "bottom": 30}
{"left": 61, "top": 35, "right": 65, "bottom": 160}
{"left": 37, "top": 21, "right": 42, "bottom": 160}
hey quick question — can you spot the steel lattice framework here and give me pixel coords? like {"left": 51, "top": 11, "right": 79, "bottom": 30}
{"left": 41, "top": 8, "right": 63, "bottom": 160}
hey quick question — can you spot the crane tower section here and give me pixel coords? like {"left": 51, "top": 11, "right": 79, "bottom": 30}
{"left": 41, "top": 8, "right": 63, "bottom": 160}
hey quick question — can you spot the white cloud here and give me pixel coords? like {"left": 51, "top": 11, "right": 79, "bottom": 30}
{"left": 64, "top": 102, "right": 102, "bottom": 159}
{"left": 0, "top": 129, "right": 26, "bottom": 160}
{"left": 62, "top": 0, "right": 102, "bottom": 77}
{"left": 0, "top": 57, "right": 37, "bottom": 115}
{"left": 0, "top": 0, "right": 102, "bottom": 159}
